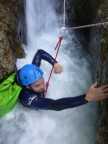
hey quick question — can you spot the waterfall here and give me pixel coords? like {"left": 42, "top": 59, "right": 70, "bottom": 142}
{"left": 0, "top": 0, "right": 99, "bottom": 144}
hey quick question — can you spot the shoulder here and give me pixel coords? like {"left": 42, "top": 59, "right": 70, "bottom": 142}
{"left": 19, "top": 87, "right": 45, "bottom": 99}
{"left": 20, "top": 88, "right": 39, "bottom": 99}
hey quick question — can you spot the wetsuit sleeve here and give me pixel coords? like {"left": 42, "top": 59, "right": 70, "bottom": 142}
{"left": 32, "top": 49, "right": 57, "bottom": 67}
{"left": 20, "top": 91, "right": 88, "bottom": 111}
{"left": 33, "top": 94, "right": 88, "bottom": 111}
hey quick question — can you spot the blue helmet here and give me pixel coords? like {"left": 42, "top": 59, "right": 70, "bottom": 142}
{"left": 17, "top": 64, "right": 44, "bottom": 86}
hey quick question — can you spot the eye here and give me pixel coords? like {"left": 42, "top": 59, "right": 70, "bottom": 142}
{"left": 35, "top": 84, "right": 41, "bottom": 87}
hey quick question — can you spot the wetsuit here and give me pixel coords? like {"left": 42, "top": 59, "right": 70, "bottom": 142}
{"left": 18, "top": 49, "right": 88, "bottom": 111}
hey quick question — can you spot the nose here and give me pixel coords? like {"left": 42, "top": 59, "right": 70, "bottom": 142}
{"left": 40, "top": 84, "right": 46, "bottom": 91}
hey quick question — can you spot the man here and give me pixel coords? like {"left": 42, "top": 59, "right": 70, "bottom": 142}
{"left": 17, "top": 49, "right": 108, "bottom": 111}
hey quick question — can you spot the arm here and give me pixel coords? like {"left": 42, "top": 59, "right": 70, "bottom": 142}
{"left": 32, "top": 49, "right": 57, "bottom": 67}
{"left": 52, "top": 94, "right": 88, "bottom": 111}
{"left": 20, "top": 90, "right": 88, "bottom": 111}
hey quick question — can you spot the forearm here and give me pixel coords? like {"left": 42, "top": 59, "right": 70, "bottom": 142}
{"left": 32, "top": 49, "right": 57, "bottom": 66}
{"left": 23, "top": 94, "right": 88, "bottom": 111}
{"left": 54, "top": 95, "right": 88, "bottom": 111}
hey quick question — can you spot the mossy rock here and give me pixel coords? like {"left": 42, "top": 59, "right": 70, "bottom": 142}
{"left": 0, "top": 1, "right": 25, "bottom": 80}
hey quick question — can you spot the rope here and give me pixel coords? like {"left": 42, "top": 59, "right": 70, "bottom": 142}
{"left": 45, "top": 36, "right": 63, "bottom": 96}
{"left": 44, "top": 21, "right": 106, "bottom": 95}
{"left": 63, "top": 0, "right": 66, "bottom": 27}
{"left": 62, "top": 21, "right": 108, "bottom": 30}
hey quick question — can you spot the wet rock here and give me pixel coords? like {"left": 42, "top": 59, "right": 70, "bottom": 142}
{"left": 94, "top": 1, "right": 108, "bottom": 144}
{"left": 65, "top": 0, "right": 108, "bottom": 143}
{"left": 0, "top": 0, "right": 25, "bottom": 80}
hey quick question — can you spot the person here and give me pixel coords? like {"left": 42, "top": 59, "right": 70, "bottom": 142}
{"left": 16, "top": 49, "right": 108, "bottom": 111}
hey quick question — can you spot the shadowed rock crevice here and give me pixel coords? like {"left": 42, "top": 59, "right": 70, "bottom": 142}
{"left": 68, "top": 0, "right": 108, "bottom": 144}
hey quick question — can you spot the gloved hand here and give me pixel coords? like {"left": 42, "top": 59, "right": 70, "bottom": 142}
{"left": 53, "top": 63, "right": 63, "bottom": 74}
{"left": 85, "top": 82, "right": 108, "bottom": 102}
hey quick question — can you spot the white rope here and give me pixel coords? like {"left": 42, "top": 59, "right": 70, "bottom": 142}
{"left": 62, "top": 21, "right": 108, "bottom": 30}
{"left": 63, "top": 0, "right": 66, "bottom": 27}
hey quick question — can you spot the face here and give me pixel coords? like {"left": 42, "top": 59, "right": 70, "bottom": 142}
{"left": 27, "top": 78, "right": 46, "bottom": 93}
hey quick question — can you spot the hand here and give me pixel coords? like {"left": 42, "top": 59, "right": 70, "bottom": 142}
{"left": 85, "top": 82, "right": 108, "bottom": 102}
{"left": 53, "top": 63, "right": 63, "bottom": 74}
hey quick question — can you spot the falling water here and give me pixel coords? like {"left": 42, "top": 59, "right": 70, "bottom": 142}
{"left": 0, "top": 0, "right": 99, "bottom": 144}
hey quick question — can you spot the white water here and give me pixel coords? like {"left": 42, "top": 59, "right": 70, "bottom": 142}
{"left": 0, "top": 0, "right": 99, "bottom": 144}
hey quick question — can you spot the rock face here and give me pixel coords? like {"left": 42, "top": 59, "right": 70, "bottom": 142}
{"left": 0, "top": 0, "right": 25, "bottom": 80}
{"left": 67, "top": 0, "right": 108, "bottom": 143}
{"left": 88, "top": 1, "right": 108, "bottom": 144}
{"left": 94, "top": 1, "right": 108, "bottom": 144}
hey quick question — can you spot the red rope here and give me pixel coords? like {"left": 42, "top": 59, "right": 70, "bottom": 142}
{"left": 45, "top": 36, "right": 63, "bottom": 96}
